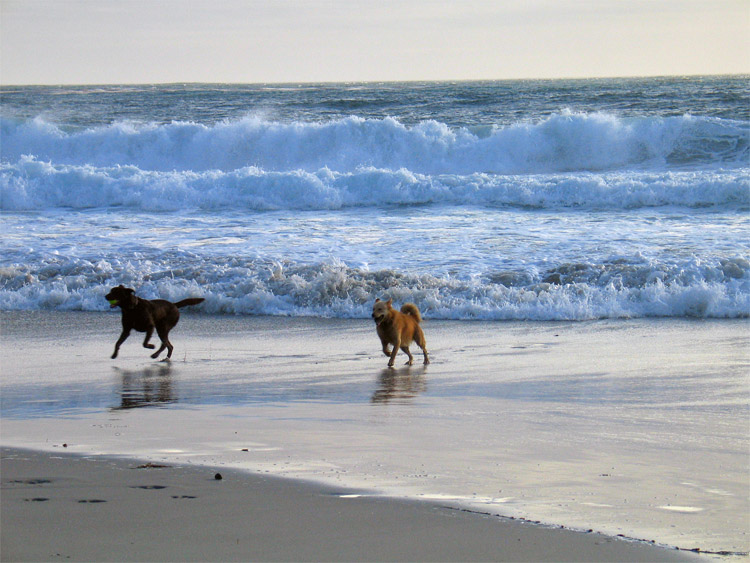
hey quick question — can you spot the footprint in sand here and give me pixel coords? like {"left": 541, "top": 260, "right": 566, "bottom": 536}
{"left": 13, "top": 479, "right": 52, "bottom": 485}
{"left": 77, "top": 499, "right": 107, "bottom": 503}
{"left": 171, "top": 495, "right": 197, "bottom": 499}
{"left": 24, "top": 497, "right": 49, "bottom": 502}
{"left": 129, "top": 485, "right": 168, "bottom": 490}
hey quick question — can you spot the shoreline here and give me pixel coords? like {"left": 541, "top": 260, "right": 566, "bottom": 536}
{"left": 1, "top": 447, "right": 705, "bottom": 562}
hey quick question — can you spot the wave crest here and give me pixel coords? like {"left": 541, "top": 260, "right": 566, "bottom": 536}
{"left": 2, "top": 112, "right": 747, "bottom": 175}
{"left": 2, "top": 155, "right": 747, "bottom": 211}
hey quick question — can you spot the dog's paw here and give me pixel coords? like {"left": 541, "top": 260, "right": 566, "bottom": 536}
{"left": 111, "top": 352, "right": 118, "bottom": 359}
{"left": 144, "top": 344, "right": 155, "bottom": 349}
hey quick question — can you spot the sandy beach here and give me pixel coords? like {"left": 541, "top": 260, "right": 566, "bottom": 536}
{"left": 1, "top": 447, "right": 701, "bottom": 562}
{"left": 1, "top": 310, "right": 747, "bottom": 561}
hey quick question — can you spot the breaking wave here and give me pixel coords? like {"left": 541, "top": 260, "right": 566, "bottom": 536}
{"left": 1, "top": 255, "right": 747, "bottom": 321}
{"left": 2, "top": 112, "right": 748, "bottom": 211}
{"left": 1, "top": 156, "right": 747, "bottom": 211}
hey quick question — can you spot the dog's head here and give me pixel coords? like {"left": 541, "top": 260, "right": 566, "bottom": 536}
{"left": 372, "top": 298, "right": 393, "bottom": 326}
{"left": 105, "top": 285, "right": 136, "bottom": 309}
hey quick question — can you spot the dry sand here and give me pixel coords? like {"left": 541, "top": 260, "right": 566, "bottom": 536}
{"left": 1, "top": 447, "right": 702, "bottom": 562}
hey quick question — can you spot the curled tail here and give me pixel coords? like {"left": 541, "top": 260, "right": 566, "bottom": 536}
{"left": 400, "top": 303, "right": 422, "bottom": 323}
{"left": 174, "top": 297, "right": 205, "bottom": 309}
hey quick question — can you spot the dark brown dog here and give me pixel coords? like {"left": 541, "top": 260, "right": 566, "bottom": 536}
{"left": 372, "top": 298, "right": 430, "bottom": 367}
{"left": 105, "top": 285, "right": 204, "bottom": 360}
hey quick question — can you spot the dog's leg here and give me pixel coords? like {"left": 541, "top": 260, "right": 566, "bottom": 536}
{"left": 415, "top": 328, "right": 430, "bottom": 365}
{"left": 112, "top": 329, "right": 131, "bottom": 359}
{"left": 401, "top": 346, "right": 414, "bottom": 365}
{"left": 150, "top": 342, "right": 166, "bottom": 359}
{"left": 388, "top": 338, "right": 400, "bottom": 368}
{"left": 421, "top": 346, "right": 430, "bottom": 365}
{"left": 151, "top": 328, "right": 173, "bottom": 360}
{"left": 379, "top": 336, "right": 393, "bottom": 357}
{"left": 142, "top": 327, "right": 156, "bottom": 350}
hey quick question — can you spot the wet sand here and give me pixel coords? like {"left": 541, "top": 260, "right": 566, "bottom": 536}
{"left": 1, "top": 447, "right": 702, "bottom": 562}
{"left": 1, "top": 311, "right": 747, "bottom": 559}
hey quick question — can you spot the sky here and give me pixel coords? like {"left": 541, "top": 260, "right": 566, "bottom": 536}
{"left": 1, "top": 0, "right": 748, "bottom": 85}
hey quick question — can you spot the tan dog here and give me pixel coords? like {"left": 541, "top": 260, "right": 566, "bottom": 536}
{"left": 372, "top": 298, "right": 430, "bottom": 367}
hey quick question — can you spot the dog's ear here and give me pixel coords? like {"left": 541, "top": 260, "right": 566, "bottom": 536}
{"left": 386, "top": 299, "right": 393, "bottom": 307}
{"left": 123, "top": 289, "right": 137, "bottom": 309}
{"left": 375, "top": 298, "right": 380, "bottom": 303}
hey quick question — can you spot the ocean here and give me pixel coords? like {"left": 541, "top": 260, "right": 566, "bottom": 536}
{"left": 1, "top": 76, "right": 748, "bottom": 320}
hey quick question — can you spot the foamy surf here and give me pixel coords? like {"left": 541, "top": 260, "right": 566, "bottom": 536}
{"left": 1, "top": 78, "right": 748, "bottom": 321}
{"left": 0, "top": 249, "right": 747, "bottom": 320}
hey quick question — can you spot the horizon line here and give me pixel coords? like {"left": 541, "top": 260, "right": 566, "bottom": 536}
{"left": 2, "top": 72, "right": 748, "bottom": 88}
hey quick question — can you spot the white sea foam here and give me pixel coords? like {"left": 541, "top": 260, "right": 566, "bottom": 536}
{"left": 0, "top": 254, "right": 747, "bottom": 320}
{"left": 2, "top": 156, "right": 747, "bottom": 211}
{"left": 2, "top": 112, "right": 747, "bottom": 175}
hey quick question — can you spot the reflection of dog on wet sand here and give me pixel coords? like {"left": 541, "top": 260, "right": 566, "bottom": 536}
{"left": 372, "top": 298, "right": 430, "bottom": 367}
{"left": 112, "top": 364, "right": 173, "bottom": 410}
{"left": 372, "top": 367, "right": 428, "bottom": 403}
{"left": 106, "top": 285, "right": 204, "bottom": 360}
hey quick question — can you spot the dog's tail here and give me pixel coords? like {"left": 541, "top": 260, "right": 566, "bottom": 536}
{"left": 175, "top": 297, "right": 205, "bottom": 309}
{"left": 400, "top": 303, "right": 422, "bottom": 323}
